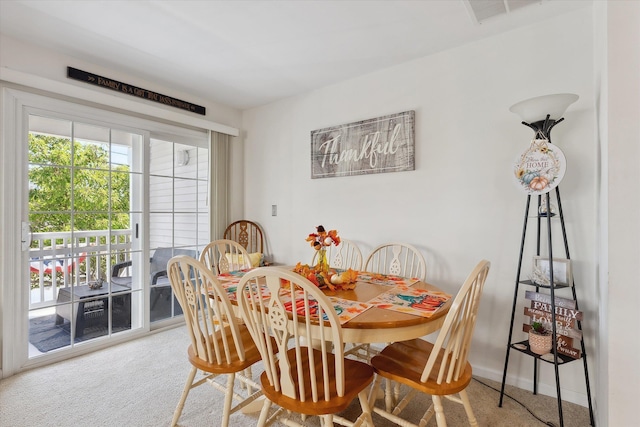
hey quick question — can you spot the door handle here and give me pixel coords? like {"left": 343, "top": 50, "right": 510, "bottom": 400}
{"left": 21, "top": 221, "right": 31, "bottom": 251}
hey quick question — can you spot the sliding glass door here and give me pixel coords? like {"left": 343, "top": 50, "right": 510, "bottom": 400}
{"left": 1, "top": 89, "right": 210, "bottom": 371}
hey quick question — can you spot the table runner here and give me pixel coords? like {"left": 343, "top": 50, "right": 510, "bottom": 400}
{"left": 213, "top": 268, "right": 449, "bottom": 323}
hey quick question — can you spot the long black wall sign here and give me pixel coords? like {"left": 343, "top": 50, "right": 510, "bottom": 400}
{"left": 311, "top": 111, "right": 415, "bottom": 179}
{"left": 67, "top": 67, "right": 206, "bottom": 115}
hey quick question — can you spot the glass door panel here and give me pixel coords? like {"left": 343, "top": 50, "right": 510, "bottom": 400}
{"left": 27, "top": 114, "right": 143, "bottom": 356}
{"left": 148, "top": 137, "right": 209, "bottom": 323}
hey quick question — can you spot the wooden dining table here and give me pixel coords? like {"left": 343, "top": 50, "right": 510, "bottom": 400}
{"left": 216, "top": 266, "right": 452, "bottom": 346}
{"left": 320, "top": 278, "right": 451, "bottom": 344}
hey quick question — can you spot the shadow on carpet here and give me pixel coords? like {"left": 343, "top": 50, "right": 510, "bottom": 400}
{"left": 29, "top": 315, "right": 131, "bottom": 353}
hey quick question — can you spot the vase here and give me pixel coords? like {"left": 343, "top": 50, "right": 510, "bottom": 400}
{"left": 316, "top": 248, "right": 329, "bottom": 274}
{"left": 528, "top": 331, "right": 553, "bottom": 355}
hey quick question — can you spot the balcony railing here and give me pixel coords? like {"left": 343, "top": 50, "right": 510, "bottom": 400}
{"left": 29, "top": 229, "right": 132, "bottom": 309}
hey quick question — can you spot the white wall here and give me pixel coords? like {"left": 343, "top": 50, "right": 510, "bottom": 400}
{"left": 243, "top": 5, "right": 598, "bottom": 411}
{"left": 605, "top": 1, "right": 640, "bottom": 426}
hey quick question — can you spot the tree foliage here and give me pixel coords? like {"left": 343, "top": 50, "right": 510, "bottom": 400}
{"left": 29, "top": 134, "right": 130, "bottom": 233}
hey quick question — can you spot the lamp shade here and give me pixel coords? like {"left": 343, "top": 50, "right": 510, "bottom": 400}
{"left": 509, "top": 93, "right": 578, "bottom": 123}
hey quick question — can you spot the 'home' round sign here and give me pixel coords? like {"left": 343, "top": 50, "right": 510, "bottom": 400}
{"left": 513, "top": 139, "right": 566, "bottom": 195}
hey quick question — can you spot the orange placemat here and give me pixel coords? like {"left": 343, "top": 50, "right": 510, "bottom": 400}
{"left": 367, "top": 285, "right": 451, "bottom": 318}
{"left": 356, "top": 272, "right": 419, "bottom": 287}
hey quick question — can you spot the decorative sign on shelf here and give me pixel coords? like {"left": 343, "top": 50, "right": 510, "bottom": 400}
{"left": 310, "top": 111, "right": 415, "bottom": 179}
{"left": 523, "top": 291, "right": 582, "bottom": 359}
{"left": 67, "top": 67, "right": 206, "bottom": 115}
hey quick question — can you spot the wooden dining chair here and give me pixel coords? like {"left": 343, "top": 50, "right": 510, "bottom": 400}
{"left": 167, "top": 255, "right": 265, "bottom": 427}
{"left": 200, "top": 239, "right": 253, "bottom": 274}
{"left": 236, "top": 267, "right": 375, "bottom": 427}
{"left": 224, "top": 219, "right": 265, "bottom": 254}
{"left": 368, "top": 260, "right": 491, "bottom": 427}
{"left": 311, "top": 238, "right": 363, "bottom": 270}
{"left": 364, "top": 242, "right": 427, "bottom": 281}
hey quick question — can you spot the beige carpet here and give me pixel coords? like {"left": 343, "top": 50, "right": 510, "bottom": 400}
{"left": 0, "top": 325, "right": 591, "bottom": 427}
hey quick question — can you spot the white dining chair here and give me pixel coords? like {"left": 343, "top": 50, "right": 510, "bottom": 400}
{"left": 359, "top": 242, "right": 427, "bottom": 391}
{"left": 369, "top": 260, "right": 491, "bottom": 426}
{"left": 236, "top": 266, "right": 375, "bottom": 427}
{"left": 200, "top": 239, "right": 253, "bottom": 274}
{"left": 364, "top": 242, "right": 427, "bottom": 281}
{"left": 167, "top": 255, "right": 264, "bottom": 427}
{"left": 311, "top": 238, "right": 363, "bottom": 270}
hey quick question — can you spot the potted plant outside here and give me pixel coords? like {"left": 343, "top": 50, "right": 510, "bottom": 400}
{"left": 528, "top": 321, "right": 553, "bottom": 355}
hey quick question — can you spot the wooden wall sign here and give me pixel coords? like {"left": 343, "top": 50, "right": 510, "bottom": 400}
{"left": 523, "top": 291, "right": 582, "bottom": 359}
{"left": 310, "top": 111, "right": 415, "bottom": 179}
{"left": 67, "top": 67, "right": 206, "bottom": 115}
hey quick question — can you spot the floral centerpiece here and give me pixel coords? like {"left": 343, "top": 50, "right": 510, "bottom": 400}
{"left": 306, "top": 225, "right": 340, "bottom": 273}
{"left": 292, "top": 225, "right": 358, "bottom": 291}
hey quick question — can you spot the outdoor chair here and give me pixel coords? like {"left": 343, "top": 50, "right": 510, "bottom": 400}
{"left": 111, "top": 247, "right": 197, "bottom": 319}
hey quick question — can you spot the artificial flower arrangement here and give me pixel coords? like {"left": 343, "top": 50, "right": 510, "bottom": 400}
{"left": 306, "top": 225, "right": 340, "bottom": 260}
{"left": 292, "top": 225, "right": 358, "bottom": 291}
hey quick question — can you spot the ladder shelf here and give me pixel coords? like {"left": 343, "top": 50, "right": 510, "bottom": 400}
{"left": 498, "top": 187, "right": 595, "bottom": 427}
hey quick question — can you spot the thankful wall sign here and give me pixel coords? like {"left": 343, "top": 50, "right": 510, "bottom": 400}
{"left": 310, "top": 111, "right": 415, "bottom": 179}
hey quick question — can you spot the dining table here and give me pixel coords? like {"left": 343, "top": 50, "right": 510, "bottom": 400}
{"left": 214, "top": 266, "right": 453, "bottom": 346}
{"left": 325, "top": 279, "right": 450, "bottom": 344}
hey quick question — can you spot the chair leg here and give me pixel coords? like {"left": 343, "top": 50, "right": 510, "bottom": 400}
{"left": 171, "top": 366, "right": 198, "bottom": 427}
{"left": 257, "top": 397, "right": 272, "bottom": 427}
{"left": 356, "top": 389, "right": 375, "bottom": 427}
{"left": 432, "top": 395, "right": 447, "bottom": 427}
{"left": 221, "top": 373, "right": 236, "bottom": 427}
{"left": 385, "top": 377, "right": 394, "bottom": 411}
{"left": 458, "top": 390, "right": 478, "bottom": 427}
{"left": 394, "top": 381, "right": 402, "bottom": 406}
{"left": 243, "top": 367, "right": 253, "bottom": 394}
{"left": 368, "top": 374, "right": 383, "bottom": 409}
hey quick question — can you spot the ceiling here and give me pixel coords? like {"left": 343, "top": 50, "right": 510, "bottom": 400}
{"left": 0, "top": 1, "right": 589, "bottom": 110}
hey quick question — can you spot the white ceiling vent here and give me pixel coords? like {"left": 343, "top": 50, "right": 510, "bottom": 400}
{"left": 464, "top": 0, "right": 543, "bottom": 24}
